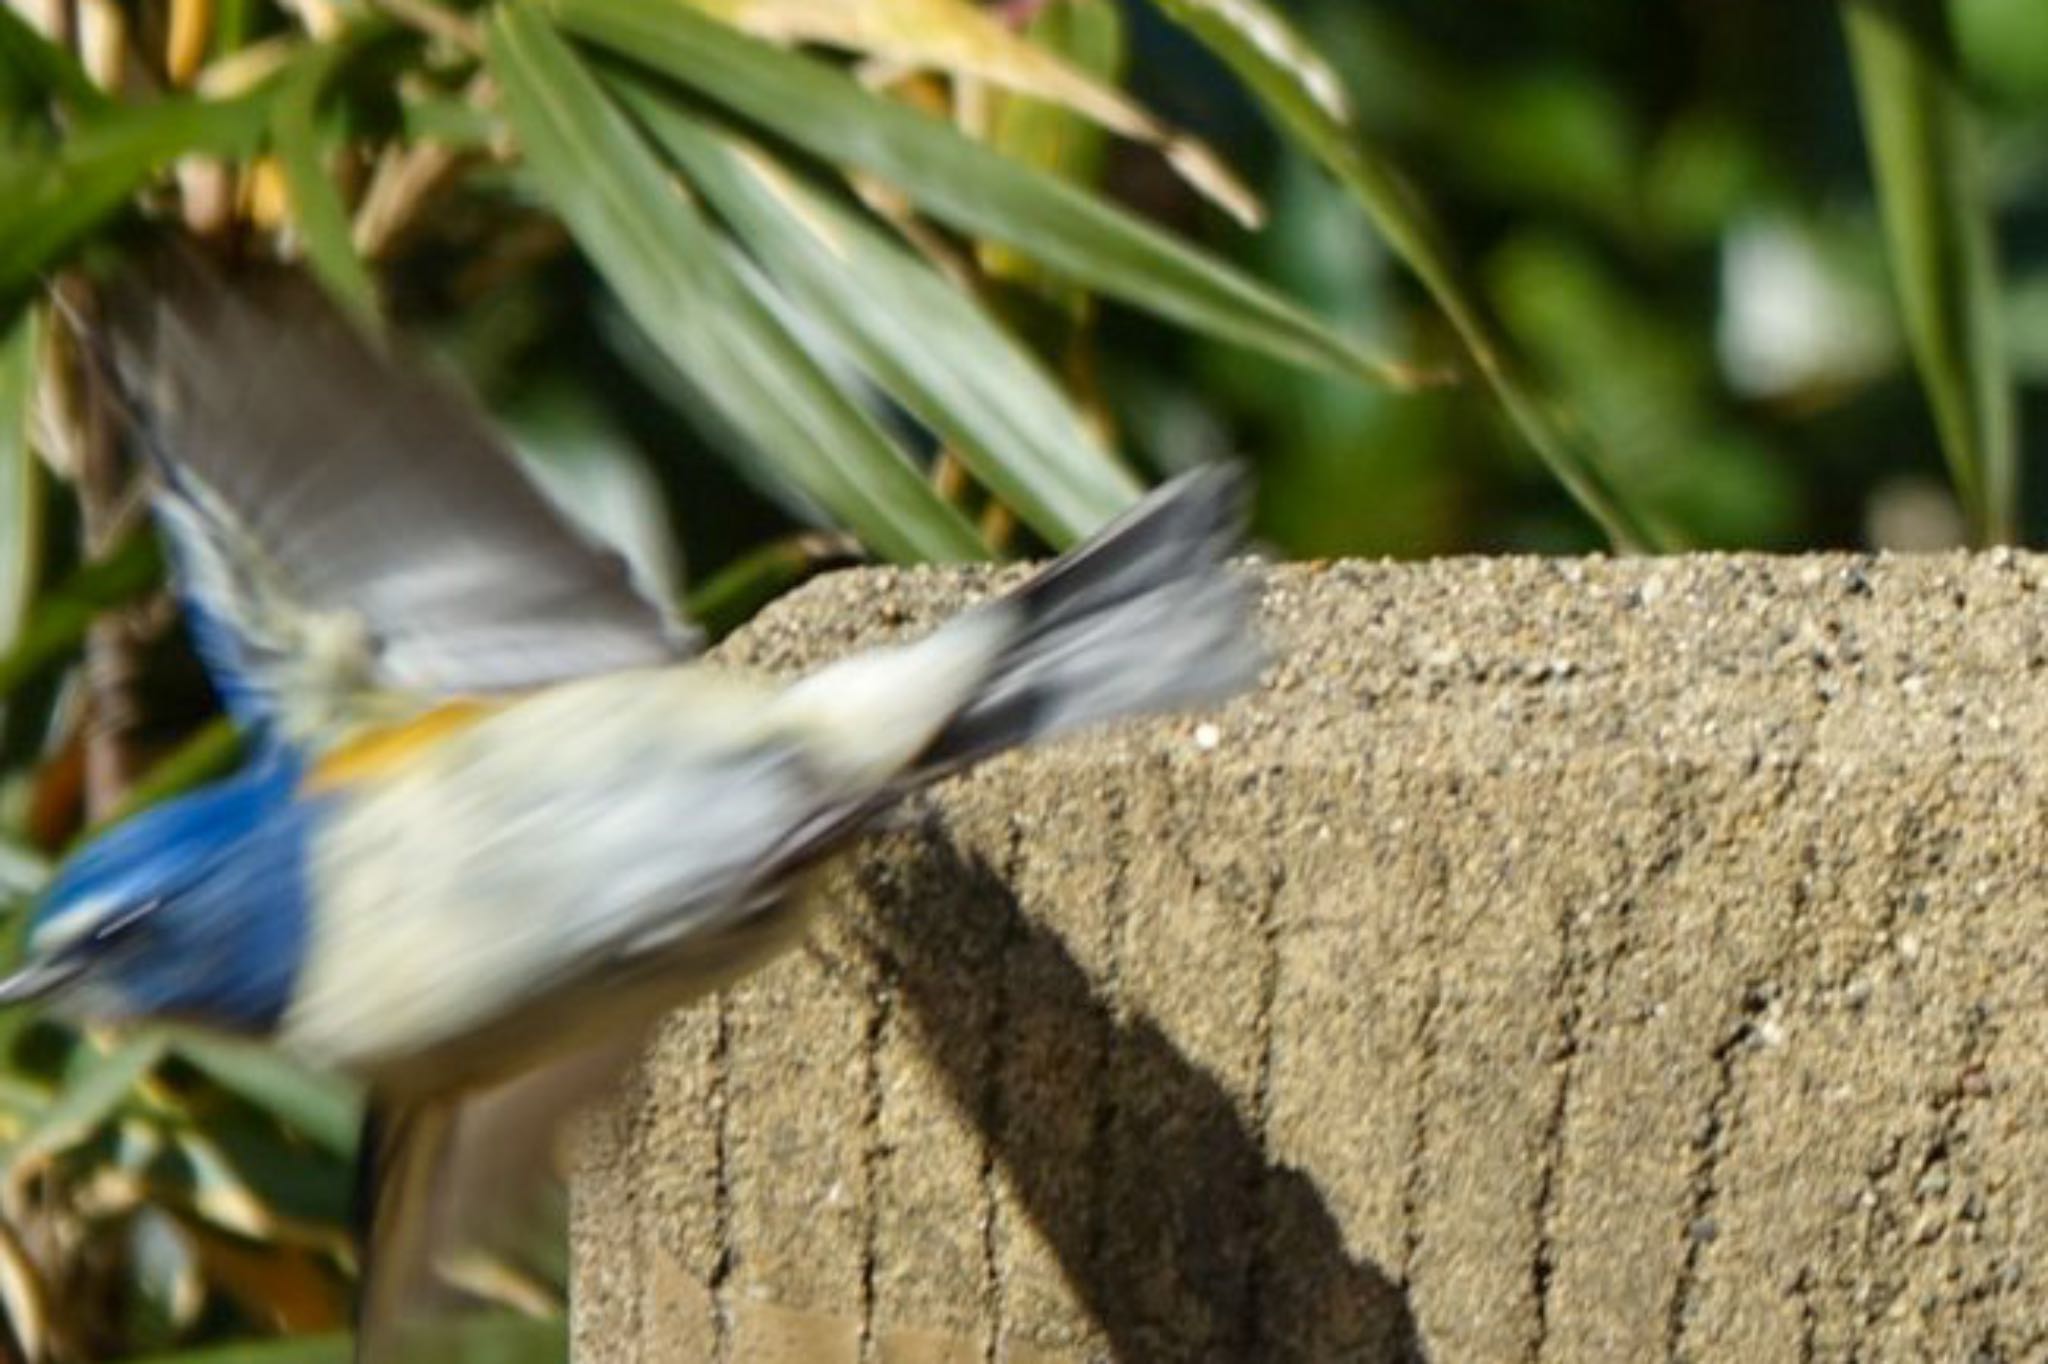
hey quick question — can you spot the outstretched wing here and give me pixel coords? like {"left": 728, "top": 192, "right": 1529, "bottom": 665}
{"left": 98, "top": 248, "right": 693, "bottom": 745}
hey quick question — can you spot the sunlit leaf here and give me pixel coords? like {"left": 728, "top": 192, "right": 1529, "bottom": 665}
{"left": 0, "top": 1217, "right": 51, "bottom": 1364}
{"left": 1842, "top": 0, "right": 2017, "bottom": 543}
{"left": 982, "top": 0, "right": 1121, "bottom": 295}
{"left": 686, "top": 0, "right": 1259, "bottom": 226}
{"left": 618, "top": 87, "right": 1141, "bottom": 545}
{"left": 181, "top": 1220, "right": 348, "bottom": 1334}
{"left": 157, "top": 1122, "right": 350, "bottom": 1248}
{"left": 545, "top": 0, "right": 1414, "bottom": 386}
{"left": 489, "top": 3, "right": 987, "bottom": 563}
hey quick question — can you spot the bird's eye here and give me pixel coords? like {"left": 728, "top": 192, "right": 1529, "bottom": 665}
{"left": 87, "top": 898, "right": 163, "bottom": 949}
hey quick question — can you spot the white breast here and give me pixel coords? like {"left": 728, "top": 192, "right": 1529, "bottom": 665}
{"left": 279, "top": 666, "right": 820, "bottom": 1078}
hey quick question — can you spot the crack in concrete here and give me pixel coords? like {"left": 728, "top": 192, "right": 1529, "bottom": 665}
{"left": 1530, "top": 886, "right": 1587, "bottom": 1360}
{"left": 1067, "top": 788, "right": 1129, "bottom": 1363}
{"left": 1240, "top": 786, "right": 1289, "bottom": 1355}
{"left": 981, "top": 816, "right": 1028, "bottom": 1364}
{"left": 1399, "top": 845, "right": 1453, "bottom": 1288}
{"left": 709, "top": 998, "right": 734, "bottom": 1364}
{"left": 1666, "top": 983, "right": 1768, "bottom": 1362}
{"left": 855, "top": 956, "right": 890, "bottom": 1364}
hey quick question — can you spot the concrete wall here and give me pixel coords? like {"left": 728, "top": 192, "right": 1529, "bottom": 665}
{"left": 573, "top": 553, "right": 2048, "bottom": 1363}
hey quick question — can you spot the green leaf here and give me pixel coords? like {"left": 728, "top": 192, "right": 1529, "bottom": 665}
{"left": 0, "top": 93, "right": 272, "bottom": 310}
{"left": 1842, "top": 0, "right": 2017, "bottom": 544}
{"left": 0, "top": 4, "right": 110, "bottom": 117}
{"left": 685, "top": 530, "right": 862, "bottom": 641}
{"left": 125, "top": 1338, "right": 352, "bottom": 1364}
{"left": 129, "top": 1317, "right": 566, "bottom": 1364}
{"left": 0, "top": 309, "right": 40, "bottom": 658}
{"left": 544, "top": 0, "right": 1413, "bottom": 387}
{"left": 488, "top": 4, "right": 986, "bottom": 564}
{"left": 8, "top": 1032, "right": 168, "bottom": 1166}
{"left": 165, "top": 1032, "right": 361, "bottom": 1160}
{"left": 0, "top": 527, "right": 163, "bottom": 702}
{"left": 615, "top": 85, "right": 1141, "bottom": 547}
{"left": 270, "top": 29, "right": 385, "bottom": 320}
{"left": 99, "top": 719, "right": 246, "bottom": 833}
{"left": 1139, "top": 0, "right": 1671, "bottom": 553}
{"left": 0, "top": 837, "right": 47, "bottom": 901}
{"left": 497, "top": 378, "right": 687, "bottom": 605}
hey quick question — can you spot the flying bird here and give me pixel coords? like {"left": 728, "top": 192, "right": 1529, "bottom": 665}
{"left": 0, "top": 249, "right": 1259, "bottom": 1357}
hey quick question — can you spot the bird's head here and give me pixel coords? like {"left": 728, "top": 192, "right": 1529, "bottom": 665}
{"left": 0, "top": 756, "right": 313, "bottom": 1032}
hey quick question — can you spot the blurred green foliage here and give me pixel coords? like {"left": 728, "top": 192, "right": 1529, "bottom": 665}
{"left": 1119, "top": 0, "right": 2045, "bottom": 554}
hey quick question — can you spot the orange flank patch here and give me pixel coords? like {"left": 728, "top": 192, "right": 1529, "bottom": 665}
{"left": 303, "top": 701, "right": 499, "bottom": 793}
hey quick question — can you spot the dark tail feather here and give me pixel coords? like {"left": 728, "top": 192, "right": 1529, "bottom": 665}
{"left": 920, "top": 465, "right": 1261, "bottom": 771}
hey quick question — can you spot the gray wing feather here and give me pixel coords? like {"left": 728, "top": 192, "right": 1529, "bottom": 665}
{"left": 101, "top": 250, "right": 691, "bottom": 724}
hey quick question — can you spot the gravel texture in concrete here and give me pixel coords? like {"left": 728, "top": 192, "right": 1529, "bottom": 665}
{"left": 573, "top": 552, "right": 2048, "bottom": 1363}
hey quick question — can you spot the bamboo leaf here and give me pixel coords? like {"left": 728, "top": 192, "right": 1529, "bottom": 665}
{"left": 129, "top": 1317, "right": 566, "bottom": 1363}
{"left": 126, "top": 1338, "right": 352, "bottom": 1364}
{"left": 1138, "top": 0, "right": 1671, "bottom": 552}
{"left": 269, "top": 29, "right": 383, "bottom": 319}
{"left": 100, "top": 720, "right": 245, "bottom": 831}
{"left": 0, "top": 527, "right": 162, "bottom": 702}
{"left": 682, "top": 0, "right": 1259, "bottom": 226}
{"left": 0, "top": 4, "right": 110, "bottom": 116}
{"left": 685, "top": 530, "right": 863, "bottom": 641}
{"left": 615, "top": 83, "right": 1141, "bottom": 546}
{"left": 0, "top": 310, "right": 40, "bottom": 660}
{"left": 165, "top": 1033, "right": 361, "bottom": 1160}
{"left": 1842, "top": 0, "right": 2016, "bottom": 543}
{"left": 544, "top": 0, "right": 1415, "bottom": 387}
{"left": 0, "top": 93, "right": 272, "bottom": 310}
{"left": 8, "top": 1032, "right": 168, "bottom": 1166}
{"left": 489, "top": 4, "right": 987, "bottom": 563}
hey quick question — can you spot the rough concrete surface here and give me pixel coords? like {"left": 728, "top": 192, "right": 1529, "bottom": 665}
{"left": 572, "top": 552, "right": 2048, "bottom": 1363}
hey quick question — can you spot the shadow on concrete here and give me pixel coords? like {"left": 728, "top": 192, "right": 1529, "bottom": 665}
{"left": 855, "top": 821, "right": 1425, "bottom": 1364}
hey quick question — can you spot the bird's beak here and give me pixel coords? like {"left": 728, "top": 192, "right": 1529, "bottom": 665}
{"left": 0, "top": 956, "right": 84, "bottom": 1006}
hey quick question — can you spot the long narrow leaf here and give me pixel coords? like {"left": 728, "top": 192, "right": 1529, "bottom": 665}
{"left": 99, "top": 719, "right": 245, "bottom": 832}
{"left": 683, "top": 0, "right": 1259, "bottom": 226}
{"left": 270, "top": 29, "right": 383, "bottom": 319}
{"left": 1842, "top": 0, "right": 2016, "bottom": 543}
{"left": 0, "top": 528, "right": 162, "bottom": 702}
{"left": 130, "top": 1317, "right": 566, "bottom": 1364}
{"left": 0, "top": 93, "right": 271, "bottom": 306}
{"left": 0, "top": 4, "right": 110, "bottom": 115}
{"left": 127, "top": 1338, "right": 352, "bottom": 1364}
{"left": 616, "top": 83, "right": 1140, "bottom": 546}
{"left": 545, "top": 0, "right": 1416, "bottom": 387}
{"left": 8, "top": 1033, "right": 168, "bottom": 1166}
{"left": 1139, "top": 0, "right": 1670, "bottom": 552}
{"left": 0, "top": 311, "right": 39, "bottom": 659}
{"left": 167, "top": 1033, "right": 360, "bottom": 1158}
{"left": 489, "top": 5, "right": 986, "bottom": 563}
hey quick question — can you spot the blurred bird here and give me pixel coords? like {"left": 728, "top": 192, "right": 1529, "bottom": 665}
{"left": 0, "top": 250, "right": 1259, "bottom": 1357}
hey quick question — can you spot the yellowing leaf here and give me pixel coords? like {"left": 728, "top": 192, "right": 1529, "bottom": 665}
{"left": 685, "top": 0, "right": 1261, "bottom": 226}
